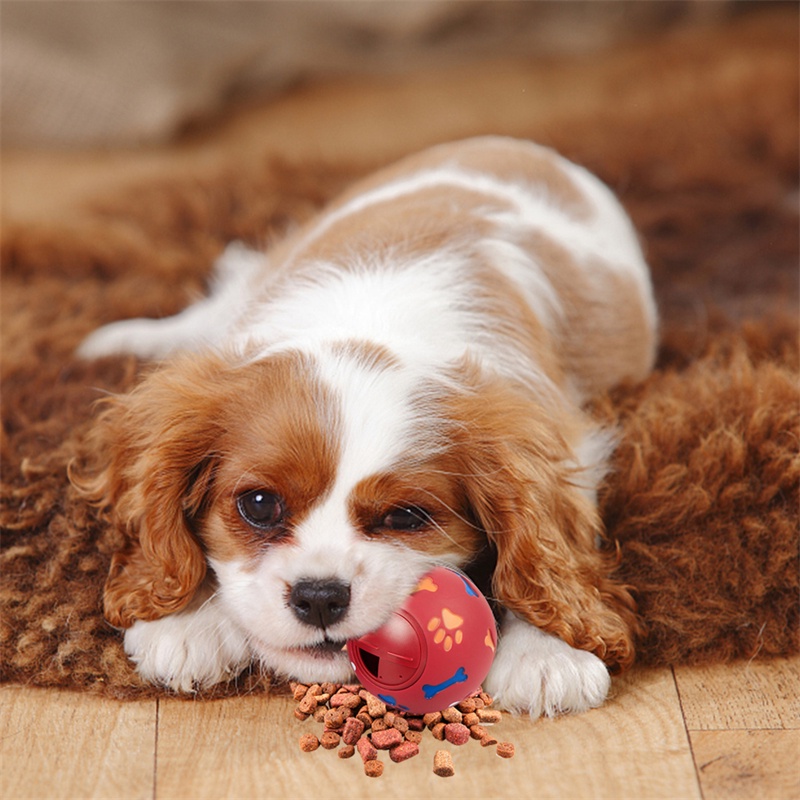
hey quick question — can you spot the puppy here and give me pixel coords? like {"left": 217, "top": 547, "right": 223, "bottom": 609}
{"left": 76, "top": 136, "right": 657, "bottom": 716}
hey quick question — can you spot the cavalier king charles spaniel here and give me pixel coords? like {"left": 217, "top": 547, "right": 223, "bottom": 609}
{"left": 76, "top": 136, "right": 657, "bottom": 716}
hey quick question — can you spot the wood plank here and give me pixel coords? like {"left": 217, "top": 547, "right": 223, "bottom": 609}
{"left": 675, "top": 656, "right": 800, "bottom": 731}
{"left": 509, "top": 667, "right": 701, "bottom": 800}
{"left": 155, "top": 666, "right": 699, "bottom": 800}
{"left": 0, "top": 685, "right": 156, "bottom": 800}
{"left": 691, "top": 729, "right": 800, "bottom": 800}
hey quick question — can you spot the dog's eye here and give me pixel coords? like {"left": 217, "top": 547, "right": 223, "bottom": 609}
{"left": 381, "top": 506, "right": 432, "bottom": 532}
{"left": 237, "top": 490, "right": 286, "bottom": 529}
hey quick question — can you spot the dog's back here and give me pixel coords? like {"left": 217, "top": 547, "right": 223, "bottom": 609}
{"left": 242, "top": 136, "right": 657, "bottom": 401}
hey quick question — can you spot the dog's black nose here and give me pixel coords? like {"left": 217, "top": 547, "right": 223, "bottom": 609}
{"left": 289, "top": 579, "right": 350, "bottom": 629}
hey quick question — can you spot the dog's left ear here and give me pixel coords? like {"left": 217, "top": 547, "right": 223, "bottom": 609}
{"left": 73, "top": 354, "right": 228, "bottom": 628}
{"left": 450, "top": 372, "right": 639, "bottom": 672}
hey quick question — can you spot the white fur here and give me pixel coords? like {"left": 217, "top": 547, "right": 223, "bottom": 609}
{"left": 77, "top": 243, "right": 267, "bottom": 360}
{"left": 123, "top": 588, "right": 251, "bottom": 693}
{"left": 484, "top": 611, "right": 611, "bottom": 716}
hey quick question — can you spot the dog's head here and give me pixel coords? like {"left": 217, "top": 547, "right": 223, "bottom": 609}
{"left": 80, "top": 344, "right": 635, "bottom": 683}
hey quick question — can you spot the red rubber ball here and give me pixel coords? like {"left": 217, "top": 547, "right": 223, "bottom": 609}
{"left": 347, "top": 566, "right": 497, "bottom": 713}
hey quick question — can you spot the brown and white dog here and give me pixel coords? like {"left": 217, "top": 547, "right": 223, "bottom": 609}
{"left": 77, "top": 136, "right": 657, "bottom": 715}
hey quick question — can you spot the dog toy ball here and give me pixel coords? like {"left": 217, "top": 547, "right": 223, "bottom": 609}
{"left": 347, "top": 565, "right": 497, "bottom": 713}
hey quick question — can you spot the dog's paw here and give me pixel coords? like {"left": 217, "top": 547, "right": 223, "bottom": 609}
{"left": 77, "top": 317, "right": 173, "bottom": 360}
{"left": 123, "top": 605, "right": 252, "bottom": 693}
{"left": 484, "top": 612, "right": 611, "bottom": 717}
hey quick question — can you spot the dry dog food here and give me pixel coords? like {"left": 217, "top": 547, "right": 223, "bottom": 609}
{"left": 364, "top": 759, "right": 384, "bottom": 778}
{"left": 497, "top": 741, "right": 516, "bottom": 759}
{"left": 339, "top": 744, "right": 355, "bottom": 759}
{"left": 298, "top": 733, "right": 319, "bottom": 752}
{"left": 293, "top": 682, "right": 514, "bottom": 778}
{"left": 444, "top": 722, "right": 471, "bottom": 746}
{"left": 433, "top": 749, "right": 456, "bottom": 777}
{"left": 320, "top": 731, "right": 341, "bottom": 750}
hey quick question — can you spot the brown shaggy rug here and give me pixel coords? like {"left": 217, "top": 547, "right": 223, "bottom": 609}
{"left": 2, "top": 17, "right": 798, "bottom": 699}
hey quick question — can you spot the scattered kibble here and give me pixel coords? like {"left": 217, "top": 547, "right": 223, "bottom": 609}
{"left": 291, "top": 681, "right": 514, "bottom": 778}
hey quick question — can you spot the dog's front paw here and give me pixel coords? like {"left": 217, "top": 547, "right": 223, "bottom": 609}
{"left": 123, "top": 607, "right": 252, "bottom": 693}
{"left": 484, "top": 612, "right": 611, "bottom": 717}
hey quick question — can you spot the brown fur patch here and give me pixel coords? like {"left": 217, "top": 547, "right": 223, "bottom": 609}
{"left": 329, "top": 136, "right": 592, "bottom": 220}
{"left": 349, "top": 461, "right": 484, "bottom": 561}
{"left": 196, "top": 352, "right": 341, "bottom": 566}
{"left": 522, "top": 229, "right": 657, "bottom": 394}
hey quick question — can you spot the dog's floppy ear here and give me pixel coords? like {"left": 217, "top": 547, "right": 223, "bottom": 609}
{"left": 74, "top": 354, "right": 228, "bottom": 628}
{"left": 450, "top": 371, "right": 639, "bottom": 672}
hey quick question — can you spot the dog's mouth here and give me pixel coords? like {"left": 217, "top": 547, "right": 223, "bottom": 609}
{"left": 292, "top": 638, "right": 349, "bottom": 659}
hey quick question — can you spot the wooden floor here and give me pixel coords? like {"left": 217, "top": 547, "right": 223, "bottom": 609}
{"left": 1, "top": 656, "right": 798, "bottom": 799}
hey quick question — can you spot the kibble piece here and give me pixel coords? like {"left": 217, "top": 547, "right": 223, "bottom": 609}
{"left": 423, "top": 711, "right": 443, "bottom": 728}
{"left": 371, "top": 727, "right": 404, "bottom": 750}
{"left": 406, "top": 717, "right": 425, "bottom": 732}
{"left": 431, "top": 722, "right": 446, "bottom": 741}
{"left": 320, "top": 731, "right": 341, "bottom": 750}
{"left": 392, "top": 716, "right": 409, "bottom": 734}
{"left": 433, "top": 749, "right": 455, "bottom": 777}
{"left": 291, "top": 682, "right": 309, "bottom": 701}
{"left": 342, "top": 716, "right": 366, "bottom": 745}
{"left": 324, "top": 707, "right": 350, "bottom": 729}
{"left": 480, "top": 734, "right": 499, "bottom": 748}
{"left": 371, "top": 718, "right": 388, "bottom": 732}
{"left": 357, "top": 737, "right": 378, "bottom": 763}
{"left": 364, "top": 760, "right": 384, "bottom": 778}
{"left": 356, "top": 709, "right": 373, "bottom": 729}
{"left": 405, "top": 730, "right": 423, "bottom": 744}
{"left": 462, "top": 712, "right": 480, "bottom": 727}
{"left": 389, "top": 741, "right": 420, "bottom": 763}
{"left": 457, "top": 697, "right": 478, "bottom": 714}
{"left": 297, "top": 693, "right": 318, "bottom": 715}
{"left": 360, "top": 691, "right": 387, "bottom": 718}
{"left": 331, "top": 691, "right": 363, "bottom": 709}
{"left": 320, "top": 681, "right": 339, "bottom": 695}
{"left": 444, "top": 722, "right": 471, "bottom": 746}
{"left": 298, "top": 733, "right": 319, "bottom": 753}
{"left": 469, "top": 724, "right": 487, "bottom": 741}
{"left": 497, "top": 741, "right": 515, "bottom": 759}
{"left": 442, "top": 706, "right": 463, "bottom": 724}
{"left": 338, "top": 744, "right": 356, "bottom": 759}
{"left": 477, "top": 708, "right": 502, "bottom": 724}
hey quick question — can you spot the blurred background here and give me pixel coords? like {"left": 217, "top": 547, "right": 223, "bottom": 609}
{"left": 1, "top": 0, "right": 768, "bottom": 149}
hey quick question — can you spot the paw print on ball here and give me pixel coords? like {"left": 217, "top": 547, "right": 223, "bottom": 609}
{"left": 426, "top": 608, "right": 464, "bottom": 652}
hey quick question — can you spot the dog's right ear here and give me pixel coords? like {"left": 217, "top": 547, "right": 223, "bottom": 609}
{"left": 72, "top": 354, "right": 229, "bottom": 628}
{"left": 446, "top": 364, "right": 639, "bottom": 673}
